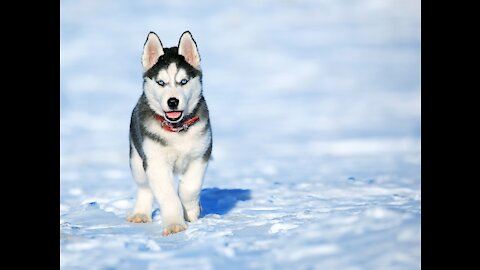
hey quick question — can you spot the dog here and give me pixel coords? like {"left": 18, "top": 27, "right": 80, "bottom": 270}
{"left": 127, "top": 31, "right": 212, "bottom": 236}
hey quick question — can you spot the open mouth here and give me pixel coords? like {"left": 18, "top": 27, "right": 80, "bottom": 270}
{"left": 164, "top": 111, "right": 183, "bottom": 122}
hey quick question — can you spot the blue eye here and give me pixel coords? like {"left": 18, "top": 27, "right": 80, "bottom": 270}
{"left": 180, "top": 79, "right": 189, "bottom": 85}
{"left": 156, "top": 80, "right": 166, "bottom": 86}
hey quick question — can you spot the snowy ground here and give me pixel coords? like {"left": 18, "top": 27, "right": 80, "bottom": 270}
{"left": 60, "top": 0, "right": 421, "bottom": 269}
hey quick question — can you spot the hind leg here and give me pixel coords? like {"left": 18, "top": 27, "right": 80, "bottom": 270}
{"left": 127, "top": 145, "right": 153, "bottom": 223}
{"left": 179, "top": 159, "right": 208, "bottom": 222}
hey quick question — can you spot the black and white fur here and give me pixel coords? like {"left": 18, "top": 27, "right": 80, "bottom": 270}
{"left": 128, "top": 31, "right": 212, "bottom": 236}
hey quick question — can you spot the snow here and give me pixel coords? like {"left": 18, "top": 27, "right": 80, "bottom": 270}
{"left": 60, "top": 0, "right": 420, "bottom": 269}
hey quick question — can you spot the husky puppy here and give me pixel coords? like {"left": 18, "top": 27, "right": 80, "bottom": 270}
{"left": 128, "top": 31, "right": 212, "bottom": 236}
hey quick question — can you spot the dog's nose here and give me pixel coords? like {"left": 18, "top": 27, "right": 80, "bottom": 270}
{"left": 167, "top": 98, "right": 179, "bottom": 109}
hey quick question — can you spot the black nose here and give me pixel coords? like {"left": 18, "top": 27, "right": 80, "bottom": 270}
{"left": 167, "top": 98, "right": 179, "bottom": 109}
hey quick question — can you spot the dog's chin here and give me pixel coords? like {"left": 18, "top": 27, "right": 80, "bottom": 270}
{"left": 164, "top": 111, "right": 184, "bottom": 123}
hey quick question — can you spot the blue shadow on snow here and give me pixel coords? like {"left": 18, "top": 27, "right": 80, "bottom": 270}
{"left": 199, "top": 188, "right": 251, "bottom": 217}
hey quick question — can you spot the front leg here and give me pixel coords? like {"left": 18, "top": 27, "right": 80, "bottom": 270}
{"left": 127, "top": 185, "right": 153, "bottom": 223}
{"left": 146, "top": 164, "right": 187, "bottom": 236}
{"left": 127, "top": 144, "right": 153, "bottom": 223}
{"left": 179, "top": 159, "right": 208, "bottom": 222}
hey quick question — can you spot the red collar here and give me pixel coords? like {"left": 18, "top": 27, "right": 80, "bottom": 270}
{"left": 155, "top": 114, "right": 200, "bottom": 132}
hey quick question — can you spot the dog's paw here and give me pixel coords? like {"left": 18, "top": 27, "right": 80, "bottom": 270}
{"left": 127, "top": 214, "right": 152, "bottom": 223}
{"left": 184, "top": 205, "right": 201, "bottom": 222}
{"left": 162, "top": 223, "right": 187, "bottom": 236}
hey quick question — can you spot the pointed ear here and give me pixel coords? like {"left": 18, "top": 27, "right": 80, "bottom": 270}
{"left": 178, "top": 31, "right": 201, "bottom": 69}
{"left": 142, "top": 32, "right": 164, "bottom": 71}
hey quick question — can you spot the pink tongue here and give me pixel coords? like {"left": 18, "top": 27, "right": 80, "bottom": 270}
{"left": 166, "top": 111, "right": 182, "bottom": 119}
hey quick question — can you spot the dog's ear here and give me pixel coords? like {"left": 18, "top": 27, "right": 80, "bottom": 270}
{"left": 178, "top": 31, "right": 201, "bottom": 69}
{"left": 142, "top": 32, "right": 164, "bottom": 71}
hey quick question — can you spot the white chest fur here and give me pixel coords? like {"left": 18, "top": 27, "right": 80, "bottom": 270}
{"left": 143, "top": 118, "right": 210, "bottom": 175}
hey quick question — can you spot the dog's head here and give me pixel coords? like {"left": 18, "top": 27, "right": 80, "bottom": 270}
{"left": 142, "top": 31, "right": 202, "bottom": 123}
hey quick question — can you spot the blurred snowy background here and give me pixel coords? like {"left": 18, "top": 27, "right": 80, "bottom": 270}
{"left": 60, "top": 0, "right": 420, "bottom": 269}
